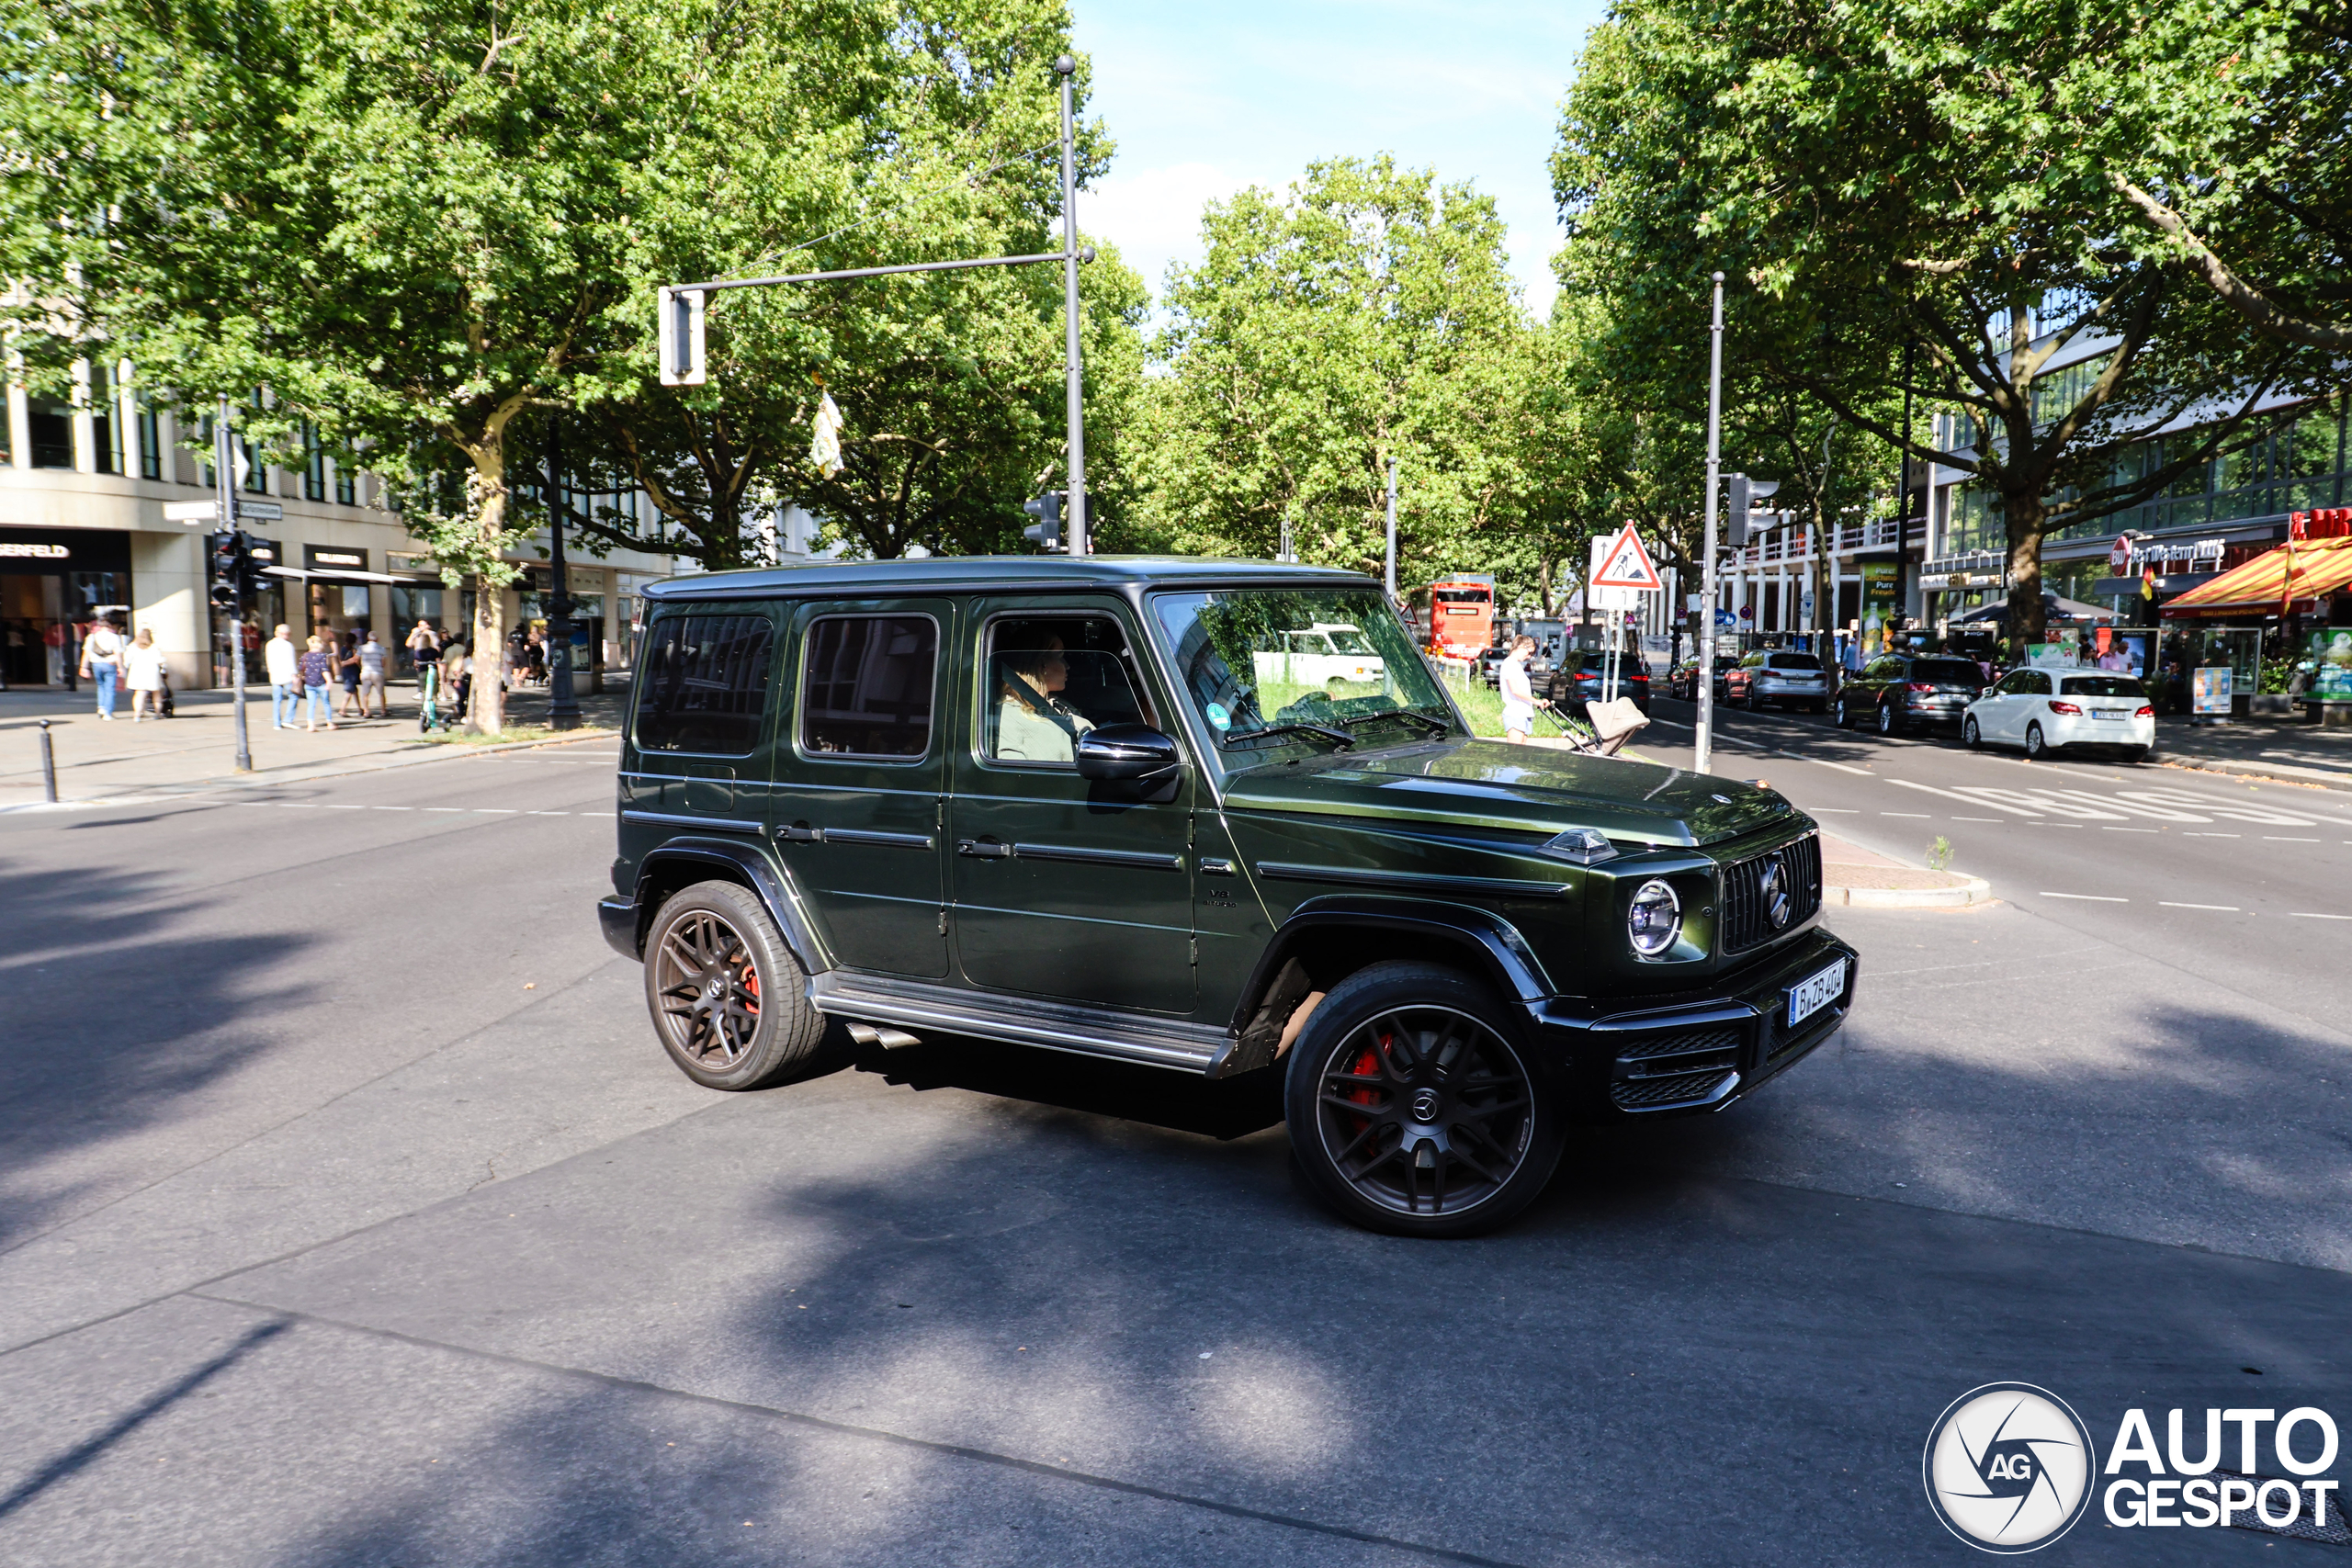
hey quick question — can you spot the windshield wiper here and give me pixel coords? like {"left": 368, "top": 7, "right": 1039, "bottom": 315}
{"left": 1221, "top": 721, "right": 1354, "bottom": 750}
{"left": 1337, "top": 706, "right": 1451, "bottom": 737}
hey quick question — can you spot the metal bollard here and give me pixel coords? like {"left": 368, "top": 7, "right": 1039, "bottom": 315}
{"left": 39, "top": 718, "right": 57, "bottom": 804}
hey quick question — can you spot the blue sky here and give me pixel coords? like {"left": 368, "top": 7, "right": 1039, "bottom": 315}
{"left": 1073, "top": 0, "right": 1612, "bottom": 323}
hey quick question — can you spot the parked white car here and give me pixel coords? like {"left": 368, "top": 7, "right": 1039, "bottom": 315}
{"left": 1250, "top": 624, "right": 1386, "bottom": 691}
{"left": 1963, "top": 669, "right": 2154, "bottom": 761}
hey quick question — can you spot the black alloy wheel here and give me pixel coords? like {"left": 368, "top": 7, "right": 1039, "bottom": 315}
{"left": 644, "top": 880, "right": 825, "bottom": 1090}
{"left": 1284, "top": 962, "right": 1562, "bottom": 1237}
{"left": 1876, "top": 700, "right": 1900, "bottom": 737}
{"left": 1962, "top": 716, "right": 1982, "bottom": 750}
{"left": 2023, "top": 721, "right": 2048, "bottom": 760}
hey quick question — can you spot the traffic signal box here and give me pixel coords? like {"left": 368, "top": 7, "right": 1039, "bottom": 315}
{"left": 1023, "top": 491, "right": 1064, "bottom": 552}
{"left": 207, "top": 530, "right": 268, "bottom": 609}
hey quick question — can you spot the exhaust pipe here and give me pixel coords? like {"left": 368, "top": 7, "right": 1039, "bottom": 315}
{"left": 844, "top": 1022, "right": 922, "bottom": 1050}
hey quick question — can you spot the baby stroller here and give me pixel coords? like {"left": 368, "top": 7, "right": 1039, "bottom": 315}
{"left": 1536, "top": 696, "right": 1648, "bottom": 756}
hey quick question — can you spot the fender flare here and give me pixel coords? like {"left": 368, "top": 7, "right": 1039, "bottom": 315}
{"left": 1215, "top": 895, "right": 1560, "bottom": 1076}
{"left": 633, "top": 838, "right": 829, "bottom": 976}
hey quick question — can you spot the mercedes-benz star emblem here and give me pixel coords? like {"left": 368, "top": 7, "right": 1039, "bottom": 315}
{"left": 1410, "top": 1088, "right": 1442, "bottom": 1122}
{"left": 1760, "top": 855, "right": 1792, "bottom": 929}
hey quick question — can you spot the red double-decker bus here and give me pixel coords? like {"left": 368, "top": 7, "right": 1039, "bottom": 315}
{"left": 1427, "top": 577, "right": 1496, "bottom": 657}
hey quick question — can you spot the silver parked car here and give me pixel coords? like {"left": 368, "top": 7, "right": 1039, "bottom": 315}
{"left": 1733, "top": 650, "right": 1830, "bottom": 713}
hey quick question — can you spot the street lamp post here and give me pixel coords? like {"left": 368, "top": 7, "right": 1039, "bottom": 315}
{"left": 1697, "top": 272, "right": 1724, "bottom": 777}
{"left": 1057, "top": 54, "right": 1088, "bottom": 557}
{"left": 1385, "top": 457, "right": 1398, "bottom": 598}
{"left": 544, "top": 420, "right": 580, "bottom": 730}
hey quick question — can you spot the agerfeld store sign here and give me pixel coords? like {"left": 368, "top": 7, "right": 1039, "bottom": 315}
{"left": 1924, "top": 1384, "right": 2342, "bottom": 1552}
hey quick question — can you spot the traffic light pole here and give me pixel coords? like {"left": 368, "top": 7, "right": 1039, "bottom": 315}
{"left": 544, "top": 421, "right": 581, "bottom": 730}
{"left": 661, "top": 58, "right": 1092, "bottom": 557}
{"left": 218, "top": 396, "right": 252, "bottom": 773}
{"left": 1696, "top": 273, "right": 1724, "bottom": 778}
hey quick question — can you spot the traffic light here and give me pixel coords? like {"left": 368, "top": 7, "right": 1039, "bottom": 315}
{"left": 658, "top": 286, "right": 707, "bottom": 387}
{"left": 1724, "top": 474, "right": 1781, "bottom": 548}
{"left": 237, "top": 536, "right": 270, "bottom": 604}
{"left": 1023, "top": 491, "right": 1063, "bottom": 552}
{"left": 208, "top": 531, "right": 242, "bottom": 611}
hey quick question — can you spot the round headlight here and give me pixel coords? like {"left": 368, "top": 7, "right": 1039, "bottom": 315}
{"left": 1627, "top": 878, "right": 1681, "bottom": 957}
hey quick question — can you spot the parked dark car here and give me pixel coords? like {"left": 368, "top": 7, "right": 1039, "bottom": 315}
{"left": 600, "top": 557, "right": 1852, "bottom": 1238}
{"left": 1726, "top": 650, "right": 1831, "bottom": 714}
{"left": 1833, "top": 653, "right": 1988, "bottom": 735}
{"left": 1667, "top": 658, "right": 1703, "bottom": 702}
{"left": 1545, "top": 648, "right": 1651, "bottom": 713}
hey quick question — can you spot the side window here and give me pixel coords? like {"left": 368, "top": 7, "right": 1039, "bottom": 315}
{"left": 984, "top": 615, "right": 1154, "bottom": 766}
{"left": 2024, "top": 671, "right": 2053, "bottom": 695}
{"left": 802, "top": 615, "right": 936, "bottom": 758}
{"left": 634, "top": 614, "right": 774, "bottom": 755}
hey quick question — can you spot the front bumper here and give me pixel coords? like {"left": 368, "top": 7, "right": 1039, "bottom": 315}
{"left": 1525, "top": 927, "right": 1858, "bottom": 1120}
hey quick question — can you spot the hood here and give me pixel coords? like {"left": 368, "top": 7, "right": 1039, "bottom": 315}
{"left": 1220, "top": 739, "right": 1797, "bottom": 849}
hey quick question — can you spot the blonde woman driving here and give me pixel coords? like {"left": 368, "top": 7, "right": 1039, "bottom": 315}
{"left": 995, "top": 631, "right": 1095, "bottom": 763}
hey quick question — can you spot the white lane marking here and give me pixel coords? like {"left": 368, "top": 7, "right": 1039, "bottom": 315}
{"left": 475, "top": 809, "right": 518, "bottom": 815}
{"left": 2101, "top": 826, "right": 2157, "bottom": 833}
{"left": 1886, "top": 778, "right": 2041, "bottom": 814}
{"left": 1882, "top": 812, "right": 1930, "bottom": 818}
{"left": 2183, "top": 831, "right": 2240, "bottom": 838}
{"left": 373, "top": 807, "right": 413, "bottom": 811}
{"left": 1951, "top": 817, "right": 2004, "bottom": 822}
{"left": 322, "top": 804, "right": 365, "bottom": 810}
{"left": 2266, "top": 836, "right": 2320, "bottom": 842}
{"left": 579, "top": 811, "right": 616, "bottom": 818}
{"left": 2030, "top": 823, "right": 2083, "bottom": 829}
{"left": 423, "top": 807, "right": 464, "bottom": 813}
{"left": 1812, "top": 807, "right": 1860, "bottom": 813}
{"left": 278, "top": 803, "right": 316, "bottom": 809}
{"left": 2160, "top": 902, "right": 2240, "bottom": 911}
{"left": 2042, "top": 892, "right": 2127, "bottom": 901}
{"left": 2291, "top": 912, "right": 2352, "bottom": 920}
{"left": 526, "top": 810, "right": 570, "bottom": 816}
{"left": 1805, "top": 759, "right": 1878, "bottom": 776}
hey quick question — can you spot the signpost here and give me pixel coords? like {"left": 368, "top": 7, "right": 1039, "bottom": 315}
{"left": 1589, "top": 524, "right": 1663, "bottom": 704}
{"left": 214, "top": 398, "right": 251, "bottom": 773}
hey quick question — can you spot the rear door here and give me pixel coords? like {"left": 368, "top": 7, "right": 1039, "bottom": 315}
{"left": 770, "top": 601, "right": 951, "bottom": 977}
{"left": 947, "top": 599, "right": 1196, "bottom": 1014}
{"left": 621, "top": 606, "right": 778, "bottom": 848}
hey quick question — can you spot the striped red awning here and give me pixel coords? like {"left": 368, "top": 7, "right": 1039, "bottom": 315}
{"left": 2163, "top": 536, "right": 2352, "bottom": 616}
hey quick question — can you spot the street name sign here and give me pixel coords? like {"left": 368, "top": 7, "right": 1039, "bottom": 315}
{"left": 163, "top": 501, "right": 220, "bottom": 524}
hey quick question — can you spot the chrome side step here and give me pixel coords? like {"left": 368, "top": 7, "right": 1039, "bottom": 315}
{"left": 808, "top": 971, "right": 1227, "bottom": 1074}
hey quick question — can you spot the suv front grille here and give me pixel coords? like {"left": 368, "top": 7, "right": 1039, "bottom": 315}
{"left": 1612, "top": 1068, "right": 1736, "bottom": 1109}
{"left": 1719, "top": 833, "right": 1821, "bottom": 955}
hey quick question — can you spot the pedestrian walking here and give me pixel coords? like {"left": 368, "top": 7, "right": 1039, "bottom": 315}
{"left": 123, "top": 627, "right": 169, "bottom": 722}
{"left": 442, "top": 640, "right": 470, "bottom": 723}
{"left": 81, "top": 615, "right": 125, "bottom": 719}
{"left": 405, "top": 619, "right": 440, "bottom": 675}
{"left": 356, "top": 632, "right": 389, "bottom": 717}
{"left": 1498, "top": 634, "right": 1545, "bottom": 744}
{"left": 299, "top": 634, "right": 336, "bottom": 731}
{"left": 265, "top": 624, "right": 300, "bottom": 728}
{"left": 334, "top": 632, "right": 364, "bottom": 718}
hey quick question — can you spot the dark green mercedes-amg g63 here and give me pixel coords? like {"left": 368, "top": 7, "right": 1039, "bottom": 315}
{"left": 599, "top": 557, "right": 1855, "bottom": 1236}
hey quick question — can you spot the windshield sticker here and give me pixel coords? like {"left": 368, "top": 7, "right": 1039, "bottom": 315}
{"left": 1206, "top": 702, "right": 1232, "bottom": 730}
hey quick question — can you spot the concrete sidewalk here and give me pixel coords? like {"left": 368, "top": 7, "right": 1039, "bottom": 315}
{"left": 1821, "top": 831, "right": 1993, "bottom": 908}
{"left": 0, "top": 678, "right": 628, "bottom": 804}
{"left": 2153, "top": 712, "right": 2352, "bottom": 792}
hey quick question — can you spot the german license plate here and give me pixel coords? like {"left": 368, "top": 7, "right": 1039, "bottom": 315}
{"left": 1788, "top": 958, "right": 1846, "bottom": 1027}
{"left": 2093, "top": 709, "right": 2128, "bottom": 720}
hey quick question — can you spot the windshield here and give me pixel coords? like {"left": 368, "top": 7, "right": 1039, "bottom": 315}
{"left": 2061, "top": 675, "right": 2146, "bottom": 698}
{"left": 1150, "top": 588, "right": 1453, "bottom": 751}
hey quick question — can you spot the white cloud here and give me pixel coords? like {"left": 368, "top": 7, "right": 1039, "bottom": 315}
{"left": 1081, "top": 162, "right": 1250, "bottom": 302}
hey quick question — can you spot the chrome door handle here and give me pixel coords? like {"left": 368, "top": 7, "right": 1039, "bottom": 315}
{"left": 956, "top": 839, "right": 1013, "bottom": 859}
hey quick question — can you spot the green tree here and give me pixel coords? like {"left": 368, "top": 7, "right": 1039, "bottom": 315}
{"left": 1554, "top": 0, "right": 2324, "bottom": 647}
{"left": 1135, "top": 158, "right": 1547, "bottom": 599}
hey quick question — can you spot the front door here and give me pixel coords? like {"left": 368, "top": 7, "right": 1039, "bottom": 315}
{"left": 948, "top": 601, "right": 1196, "bottom": 1014}
{"left": 769, "top": 602, "right": 950, "bottom": 977}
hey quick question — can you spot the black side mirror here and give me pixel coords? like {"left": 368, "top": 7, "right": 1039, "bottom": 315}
{"left": 1077, "top": 723, "right": 1182, "bottom": 783}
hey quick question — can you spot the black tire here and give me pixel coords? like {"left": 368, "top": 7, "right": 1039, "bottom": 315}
{"left": 1834, "top": 695, "right": 1853, "bottom": 728}
{"left": 1283, "top": 961, "right": 1564, "bottom": 1238}
{"left": 2121, "top": 746, "right": 2151, "bottom": 764}
{"left": 1962, "top": 715, "right": 1982, "bottom": 750}
{"left": 643, "top": 879, "right": 824, "bottom": 1090}
{"left": 2023, "top": 721, "right": 2048, "bottom": 760}
{"left": 1746, "top": 686, "right": 1762, "bottom": 713}
{"left": 1876, "top": 701, "right": 1901, "bottom": 737}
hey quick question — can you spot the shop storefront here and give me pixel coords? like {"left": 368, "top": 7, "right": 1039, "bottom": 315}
{"left": 0, "top": 527, "right": 132, "bottom": 686}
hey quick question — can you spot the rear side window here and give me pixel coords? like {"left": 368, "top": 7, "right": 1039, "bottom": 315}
{"left": 802, "top": 615, "right": 936, "bottom": 758}
{"left": 635, "top": 615, "right": 774, "bottom": 755}
{"left": 1910, "top": 660, "right": 1984, "bottom": 684}
{"left": 2063, "top": 676, "right": 2146, "bottom": 698}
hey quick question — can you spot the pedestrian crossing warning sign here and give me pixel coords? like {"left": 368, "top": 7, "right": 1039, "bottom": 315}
{"left": 1589, "top": 525, "right": 1663, "bottom": 592}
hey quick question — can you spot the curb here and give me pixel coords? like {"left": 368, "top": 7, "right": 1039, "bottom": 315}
{"left": 1825, "top": 874, "right": 1995, "bottom": 909}
{"left": 2154, "top": 754, "right": 2352, "bottom": 794}
{"left": 0, "top": 727, "right": 618, "bottom": 812}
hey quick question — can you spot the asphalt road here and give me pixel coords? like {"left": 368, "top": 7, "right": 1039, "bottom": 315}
{"left": 0, "top": 741, "right": 2345, "bottom": 1565}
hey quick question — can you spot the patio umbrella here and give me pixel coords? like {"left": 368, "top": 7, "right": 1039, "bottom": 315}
{"left": 1949, "top": 592, "right": 2113, "bottom": 625}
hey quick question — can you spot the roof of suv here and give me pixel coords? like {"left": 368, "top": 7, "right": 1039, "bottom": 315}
{"left": 639, "top": 555, "right": 1368, "bottom": 601}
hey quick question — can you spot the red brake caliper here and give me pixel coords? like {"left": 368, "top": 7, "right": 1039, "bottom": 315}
{"left": 741, "top": 962, "right": 760, "bottom": 1017}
